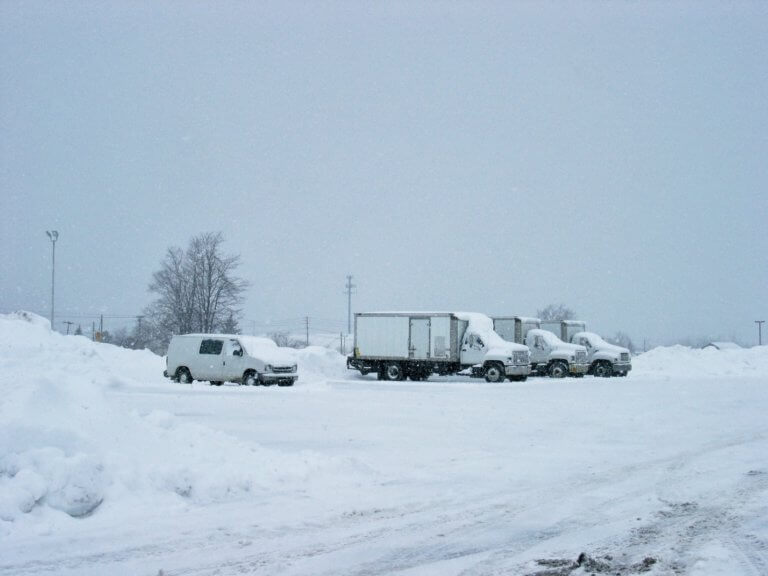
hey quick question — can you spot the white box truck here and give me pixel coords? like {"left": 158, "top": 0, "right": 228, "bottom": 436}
{"left": 347, "top": 312, "right": 531, "bottom": 382}
{"left": 493, "top": 317, "right": 589, "bottom": 378}
{"left": 543, "top": 320, "right": 632, "bottom": 377}
{"left": 164, "top": 334, "right": 298, "bottom": 386}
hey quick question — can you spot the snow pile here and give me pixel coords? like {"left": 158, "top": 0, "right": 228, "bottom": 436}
{"left": 238, "top": 335, "right": 349, "bottom": 382}
{"left": 633, "top": 344, "right": 768, "bottom": 379}
{"left": 292, "top": 345, "right": 349, "bottom": 382}
{"left": 0, "top": 312, "right": 364, "bottom": 534}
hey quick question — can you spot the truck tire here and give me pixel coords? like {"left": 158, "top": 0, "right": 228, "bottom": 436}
{"left": 549, "top": 361, "right": 568, "bottom": 378}
{"left": 484, "top": 362, "right": 505, "bottom": 383}
{"left": 383, "top": 362, "right": 404, "bottom": 381}
{"left": 176, "top": 367, "right": 192, "bottom": 384}
{"left": 594, "top": 361, "right": 613, "bottom": 378}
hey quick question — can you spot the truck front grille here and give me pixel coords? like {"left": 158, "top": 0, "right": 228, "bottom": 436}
{"left": 513, "top": 351, "right": 529, "bottom": 365}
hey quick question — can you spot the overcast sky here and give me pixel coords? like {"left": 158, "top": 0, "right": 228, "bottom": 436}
{"left": 1, "top": 1, "right": 766, "bottom": 346}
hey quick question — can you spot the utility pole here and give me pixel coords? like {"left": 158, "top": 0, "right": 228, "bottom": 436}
{"left": 757, "top": 320, "right": 765, "bottom": 346}
{"left": 345, "top": 275, "right": 356, "bottom": 334}
{"left": 45, "top": 230, "right": 59, "bottom": 330}
{"left": 305, "top": 316, "right": 310, "bottom": 347}
{"left": 63, "top": 321, "right": 74, "bottom": 335}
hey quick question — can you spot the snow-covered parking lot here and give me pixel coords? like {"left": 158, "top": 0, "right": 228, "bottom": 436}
{"left": 1, "top": 313, "right": 767, "bottom": 576}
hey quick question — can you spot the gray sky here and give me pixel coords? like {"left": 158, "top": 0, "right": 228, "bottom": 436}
{"left": 1, "top": 1, "right": 767, "bottom": 346}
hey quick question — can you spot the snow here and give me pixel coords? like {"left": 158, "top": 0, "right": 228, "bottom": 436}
{"left": 454, "top": 311, "right": 528, "bottom": 352}
{"left": 573, "top": 331, "right": 629, "bottom": 354}
{"left": 1, "top": 312, "right": 767, "bottom": 575}
{"left": 528, "top": 328, "right": 586, "bottom": 353}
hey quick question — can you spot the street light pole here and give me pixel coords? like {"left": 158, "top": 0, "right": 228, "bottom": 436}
{"left": 756, "top": 320, "right": 765, "bottom": 346}
{"left": 45, "top": 230, "right": 59, "bottom": 330}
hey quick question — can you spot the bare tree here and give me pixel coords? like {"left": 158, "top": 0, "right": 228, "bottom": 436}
{"left": 606, "top": 331, "right": 636, "bottom": 354}
{"left": 145, "top": 232, "right": 248, "bottom": 350}
{"left": 268, "top": 331, "right": 306, "bottom": 349}
{"left": 536, "top": 303, "right": 576, "bottom": 321}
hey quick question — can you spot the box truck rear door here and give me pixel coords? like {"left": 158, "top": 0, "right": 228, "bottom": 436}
{"left": 409, "top": 318, "right": 430, "bottom": 359}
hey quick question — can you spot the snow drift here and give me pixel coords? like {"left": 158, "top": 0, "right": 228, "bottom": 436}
{"left": 0, "top": 312, "right": 357, "bottom": 535}
{"left": 633, "top": 344, "right": 768, "bottom": 379}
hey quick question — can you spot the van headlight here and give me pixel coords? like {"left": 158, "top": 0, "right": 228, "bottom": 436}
{"left": 264, "top": 364, "right": 273, "bottom": 373}
{"left": 292, "top": 364, "right": 297, "bottom": 372}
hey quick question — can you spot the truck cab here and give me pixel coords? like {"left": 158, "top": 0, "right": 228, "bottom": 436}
{"left": 525, "top": 329, "right": 589, "bottom": 378}
{"left": 493, "top": 316, "right": 588, "bottom": 378}
{"left": 457, "top": 316, "right": 531, "bottom": 382}
{"left": 571, "top": 331, "right": 632, "bottom": 377}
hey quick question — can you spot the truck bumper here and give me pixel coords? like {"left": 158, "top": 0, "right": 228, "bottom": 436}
{"left": 347, "top": 357, "right": 376, "bottom": 373}
{"left": 504, "top": 364, "right": 531, "bottom": 377}
{"left": 613, "top": 362, "right": 632, "bottom": 373}
{"left": 569, "top": 363, "right": 589, "bottom": 375}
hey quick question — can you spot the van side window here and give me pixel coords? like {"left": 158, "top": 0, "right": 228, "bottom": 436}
{"left": 199, "top": 339, "right": 223, "bottom": 355}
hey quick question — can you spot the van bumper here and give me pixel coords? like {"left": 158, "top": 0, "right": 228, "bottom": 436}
{"left": 260, "top": 373, "right": 298, "bottom": 386}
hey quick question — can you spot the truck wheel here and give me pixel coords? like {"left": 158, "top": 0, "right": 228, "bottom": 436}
{"left": 243, "top": 370, "right": 259, "bottom": 386}
{"left": 594, "top": 361, "right": 613, "bottom": 378}
{"left": 549, "top": 361, "right": 568, "bottom": 378}
{"left": 384, "top": 362, "right": 404, "bottom": 381}
{"left": 484, "top": 362, "right": 505, "bottom": 383}
{"left": 176, "top": 367, "right": 192, "bottom": 384}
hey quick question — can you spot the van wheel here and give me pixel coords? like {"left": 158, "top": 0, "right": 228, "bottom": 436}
{"left": 176, "top": 367, "right": 192, "bottom": 384}
{"left": 243, "top": 371, "right": 259, "bottom": 386}
{"left": 484, "top": 362, "right": 505, "bottom": 383}
{"left": 594, "top": 361, "right": 613, "bottom": 378}
{"left": 549, "top": 361, "right": 568, "bottom": 378}
{"left": 383, "top": 362, "right": 404, "bottom": 381}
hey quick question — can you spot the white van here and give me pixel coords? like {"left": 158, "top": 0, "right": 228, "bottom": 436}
{"left": 164, "top": 334, "right": 298, "bottom": 386}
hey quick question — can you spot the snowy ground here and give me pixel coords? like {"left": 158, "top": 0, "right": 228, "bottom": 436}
{"left": 1, "top": 313, "right": 767, "bottom": 576}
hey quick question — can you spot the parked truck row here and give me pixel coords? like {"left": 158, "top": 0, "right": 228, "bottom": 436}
{"left": 347, "top": 312, "right": 631, "bottom": 382}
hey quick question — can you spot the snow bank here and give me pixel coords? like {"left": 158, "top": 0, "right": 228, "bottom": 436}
{"left": 0, "top": 312, "right": 363, "bottom": 535}
{"left": 633, "top": 344, "right": 768, "bottom": 379}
